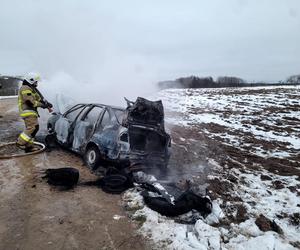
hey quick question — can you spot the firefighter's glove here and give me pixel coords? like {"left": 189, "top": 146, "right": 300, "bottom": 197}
{"left": 43, "top": 100, "right": 53, "bottom": 109}
{"left": 46, "top": 101, "right": 53, "bottom": 109}
{"left": 41, "top": 102, "right": 49, "bottom": 109}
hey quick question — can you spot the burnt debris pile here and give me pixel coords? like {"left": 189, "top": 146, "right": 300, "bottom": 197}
{"left": 142, "top": 188, "right": 212, "bottom": 217}
{"left": 43, "top": 167, "right": 212, "bottom": 219}
{"left": 134, "top": 171, "right": 212, "bottom": 218}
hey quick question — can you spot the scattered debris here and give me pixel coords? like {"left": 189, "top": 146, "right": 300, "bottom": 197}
{"left": 43, "top": 168, "right": 79, "bottom": 188}
{"left": 83, "top": 173, "right": 134, "bottom": 194}
{"left": 43, "top": 166, "right": 134, "bottom": 194}
{"left": 142, "top": 189, "right": 212, "bottom": 217}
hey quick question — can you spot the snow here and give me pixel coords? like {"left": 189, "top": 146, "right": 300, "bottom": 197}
{"left": 122, "top": 86, "right": 300, "bottom": 249}
{"left": 123, "top": 188, "right": 224, "bottom": 250}
{"left": 230, "top": 169, "right": 300, "bottom": 245}
{"left": 194, "top": 220, "right": 221, "bottom": 249}
{"left": 236, "top": 219, "right": 262, "bottom": 237}
{"left": 152, "top": 86, "right": 300, "bottom": 157}
{"left": 124, "top": 185, "right": 299, "bottom": 249}
{"left": 0, "top": 95, "right": 17, "bottom": 99}
{"left": 204, "top": 200, "right": 225, "bottom": 225}
{"left": 124, "top": 183, "right": 299, "bottom": 249}
{"left": 233, "top": 169, "right": 300, "bottom": 219}
{"left": 226, "top": 232, "right": 295, "bottom": 250}
{"left": 113, "top": 215, "right": 124, "bottom": 220}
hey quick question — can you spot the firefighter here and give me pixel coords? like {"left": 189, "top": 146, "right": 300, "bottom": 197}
{"left": 16, "top": 73, "right": 53, "bottom": 152}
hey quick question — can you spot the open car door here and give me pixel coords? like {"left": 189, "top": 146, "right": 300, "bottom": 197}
{"left": 55, "top": 104, "right": 86, "bottom": 146}
{"left": 72, "top": 105, "right": 104, "bottom": 152}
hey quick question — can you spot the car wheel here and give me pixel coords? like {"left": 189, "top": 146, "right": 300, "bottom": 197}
{"left": 84, "top": 145, "right": 101, "bottom": 170}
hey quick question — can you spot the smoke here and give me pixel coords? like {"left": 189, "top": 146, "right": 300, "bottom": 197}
{"left": 1, "top": 0, "right": 300, "bottom": 99}
{"left": 40, "top": 60, "right": 159, "bottom": 107}
{"left": 0, "top": 0, "right": 160, "bottom": 106}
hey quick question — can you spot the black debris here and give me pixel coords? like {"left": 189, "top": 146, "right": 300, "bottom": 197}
{"left": 142, "top": 188, "right": 212, "bottom": 217}
{"left": 43, "top": 168, "right": 79, "bottom": 188}
{"left": 82, "top": 173, "right": 134, "bottom": 194}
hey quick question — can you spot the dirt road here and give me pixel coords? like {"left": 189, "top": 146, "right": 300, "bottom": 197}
{"left": 0, "top": 98, "right": 150, "bottom": 250}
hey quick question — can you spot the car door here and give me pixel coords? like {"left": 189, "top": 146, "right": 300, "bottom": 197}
{"left": 72, "top": 105, "right": 104, "bottom": 152}
{"left": 55, "top": 104, "right": 86, "bottom": 145}
{"left": 92, "top": 108, "right": 120, "bottom": 159}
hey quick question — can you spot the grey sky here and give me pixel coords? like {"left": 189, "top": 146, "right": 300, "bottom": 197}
{"left": 0, "top": 0, "right": 299, "bottom": 85}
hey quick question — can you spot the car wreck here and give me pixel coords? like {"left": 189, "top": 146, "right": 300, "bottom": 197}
{"left": 47, "top": 97, "right": 171, "bottom": 172}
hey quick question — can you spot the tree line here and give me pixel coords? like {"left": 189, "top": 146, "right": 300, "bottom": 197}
{"left": 158, "top": 74, "right": 300, "bottom": 89}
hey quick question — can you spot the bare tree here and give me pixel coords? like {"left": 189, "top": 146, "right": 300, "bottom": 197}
{"left": 217, "top": 76, "right": 246, "bottom": 87}
{"left": 286, "top": 74, "right": 300, "bottom": 84}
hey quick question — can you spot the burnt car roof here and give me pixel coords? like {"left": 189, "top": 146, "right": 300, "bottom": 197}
{"left": 82, "top": 103, "right": 123, "bottom": 110}
{"left": 67, "top": 103, "right": 125, "bottom": 112}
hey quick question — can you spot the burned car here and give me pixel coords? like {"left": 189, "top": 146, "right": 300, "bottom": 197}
{"left": 47, "top": 97, "right": 171, "bottom": 171}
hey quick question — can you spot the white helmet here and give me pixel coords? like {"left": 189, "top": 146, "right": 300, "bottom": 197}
{"left": 24, "top": 72, "right": 41, "bottom": 85}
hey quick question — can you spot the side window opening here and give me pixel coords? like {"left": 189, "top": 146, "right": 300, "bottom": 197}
{"left": 120, "top": 132, "right": 128, "bottom": 142}
{"left": 76, "top": 105, "right": 90, "bottom": 121}
{"left": 113, "top": 109, "right": 125, "bottom": 124}
{"left": 96, "top": 110, "right": 111, "bottom": 132}
{"left": 84, "top": 106, "right": 104, "bottom": 125}
{"left": 65, "top": 105, "right": 85, "bottom": 121}
{"left": 101, "top": 110, "right": 111, "bottom": 128}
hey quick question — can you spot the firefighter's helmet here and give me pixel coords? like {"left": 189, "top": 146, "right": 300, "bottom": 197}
{"left": 24, "top": 72, "right": 41, "bottom": 86}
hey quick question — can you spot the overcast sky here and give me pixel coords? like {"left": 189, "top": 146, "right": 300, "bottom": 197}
{"left": 0, "top": 0, "right": 299, "bottom": 95}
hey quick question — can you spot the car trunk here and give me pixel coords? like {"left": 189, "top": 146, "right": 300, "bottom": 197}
{"left": 128, "top": 125, "right": 170, "bottom": 172}
{"left": 122, "top": 97, "right": 170, "bottom": 169}
{"left": 128, "top": 126, "right": 168, "bottom": 153}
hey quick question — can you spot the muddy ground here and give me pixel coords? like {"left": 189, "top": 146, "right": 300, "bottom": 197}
{"left": 0, "top": 98, "right": 151, "bottom": 250}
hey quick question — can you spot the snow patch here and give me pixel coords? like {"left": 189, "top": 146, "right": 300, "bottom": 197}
{"left": 0, "top": 95, "right": 17, "bottom": 100}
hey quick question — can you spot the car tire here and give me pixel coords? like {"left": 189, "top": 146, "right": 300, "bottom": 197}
{"left": 45, "top": 133, "right": 57, "bottom": 149}
{"left": 84, "top": 145, "right": 101, "bottom": 170}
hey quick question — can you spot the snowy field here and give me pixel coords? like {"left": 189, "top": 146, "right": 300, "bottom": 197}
{"left": 123, "top": 86, "right": 300, "bottom": 249}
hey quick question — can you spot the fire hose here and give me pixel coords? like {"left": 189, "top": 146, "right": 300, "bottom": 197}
{"left": 0, "top": 141, "right": 46, "bottom": 159}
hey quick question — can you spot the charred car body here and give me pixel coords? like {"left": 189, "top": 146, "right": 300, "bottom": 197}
{"left": 47, "top": 97, "right": 171, "bottom": 171}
